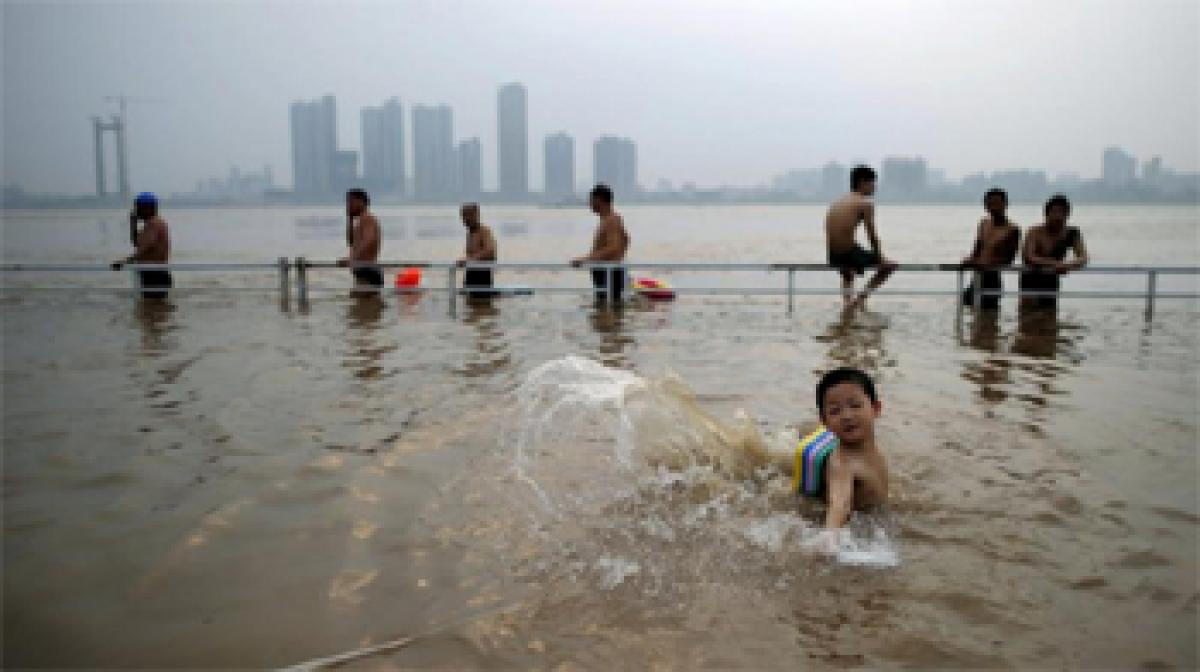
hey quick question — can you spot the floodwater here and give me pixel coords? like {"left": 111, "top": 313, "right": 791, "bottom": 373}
{"left": 2, "top": 204, "right": 1198, "bottom": 670}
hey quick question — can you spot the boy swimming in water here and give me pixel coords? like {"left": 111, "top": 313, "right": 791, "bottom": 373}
{"left": 788, "top": 367, "right": 890, "bottom": 529}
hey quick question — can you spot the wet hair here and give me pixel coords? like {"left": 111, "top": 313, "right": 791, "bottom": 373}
{"left": 461, "top": 201, "right": 479, "bottom": 212}
{"left": 1044, "top": 193, "right": 1071, "bottom": 217}
{"left": 984, "top": 188, "right": 1008, "bottom": 204}
{"left": 850, "top": 165, "right": 876, "bottom": 191}
{"left": 816, "top": 367, "right": 878, "bottom": 417}
{"left": 590, "top": 184, "right": 614, "bottom": 204}
{"left": 346, "top": 188, "right": 370, "bottom": 205}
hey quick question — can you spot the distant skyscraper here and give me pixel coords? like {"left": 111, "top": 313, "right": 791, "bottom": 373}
{"left": 1102, "top": 146, "right": 1137, "bottom": 186}
{"left": 412, "top": 104, "right": 455, "bottom": 201}
{"left": 881, "top": 156, "right": 928, "bottom": 195}
{"left": 821, "top": 161, "right": 847, "bottom": 196}
{"left": 332, "top": 150, "right": 359, "bottom": 192}
{"left": 543, "top": 132, "right": 575, "bottom": 200}
{"left": 497, "top": 83, "right": 528, "bottom": 199}
{"left": 289, "top": 95, "right": 337, "bottom": 194}
{"left": 593, "top": 136, "right": 637, "bottom": 196}
{"left": 361, "top": 98, "right": 405, "bottom": 195}
{"left": 457, "top": 137, "right": 482, "bottom": 199}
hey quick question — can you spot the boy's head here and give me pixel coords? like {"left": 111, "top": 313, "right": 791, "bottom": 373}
{"left": 850, "top": 165, "right": 876, "bottom": 196}
{"left": 983, "top": 188, "right": 1008, "bottom": 217}
{"left": 346, "top": 188, "right": 370, "bottom": 217}
{"left": 816, "top": 367, "right": 881, "bottom": 446}
{"left": 589, "top": 183, "right": 614, "bottom": 214}
{"left": 1044, "top": 193, "right": 1071, "bottom": 226}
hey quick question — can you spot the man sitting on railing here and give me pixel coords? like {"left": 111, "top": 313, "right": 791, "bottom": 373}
{"left": 826, "top": 165, "right": 899, "bottom": 311}
{"left": 457, "top": 202, "right": 497, "bottom": 298}
{"left": 571, "top": 184, "right": 630, "bottom": 302}
{"left": 1020, "top": 194, "right": 1089, "bottom": 310}
{"left": 961, "top": 187, "right": 1021, "bottom": 310}
{"left": 111, "top": 192, "right": 171, "bottom": 299}
{"left": 337, "top": 189, "right": 382, "bottom": 296}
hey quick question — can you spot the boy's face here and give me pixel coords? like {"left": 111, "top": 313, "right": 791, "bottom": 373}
{"left": 820, "top": 382, "right": 881, "bottom": 446}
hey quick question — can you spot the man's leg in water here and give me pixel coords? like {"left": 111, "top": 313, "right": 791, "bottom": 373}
{"left": 851, "top": 260, "right": 898, "bottom": 310}
{"left": 839, "top": 269, "right": 856, "bottom": 308}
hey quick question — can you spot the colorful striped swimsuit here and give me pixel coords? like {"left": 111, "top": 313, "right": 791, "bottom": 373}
{"left": 793, "top": 426, "right": 838, "bottom": 498}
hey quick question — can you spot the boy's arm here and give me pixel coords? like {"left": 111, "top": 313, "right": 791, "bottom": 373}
{"left": 862, "top": 202, "right": 887, "bottom": 260}
{"left": 999, "top": 227, "right": 1021, "bottom": 266}
{"left": 1068, "top": 231, "right": 1089, "bottom": 270}
{"left": 823, "top": 458, "right": 854, "bottom": 529}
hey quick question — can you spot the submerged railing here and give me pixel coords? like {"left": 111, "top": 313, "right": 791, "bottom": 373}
{"left": 2, "top": 259, "right": 1197, "bottom": 320}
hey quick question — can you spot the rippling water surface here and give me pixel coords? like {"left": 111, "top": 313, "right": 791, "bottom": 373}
{"left": 2, "top": 205, "right": 1197, "bottom": 669}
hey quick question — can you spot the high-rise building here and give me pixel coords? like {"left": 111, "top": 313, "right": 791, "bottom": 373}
{"left": 412, "top": 104, "right": 455, "bottom": 201}
{"left": 332, "top": 150, "right": 359, "bottom": 193}
{"left": 543, "top": 132, "right": 575, "bottom": 200}
{"left": 289, "top": 95, "right": 337, "bottom": 194}
{"left": 1102, "top": 146, "right": 1137, "bottom": 187}
{"left": 881, "top": 156, "right": 928, "bottom": 195}
{"left": 457, "top": 137, "right": 482, "bottom": 199}
{"left": 361, "top": 98, "right": 405, "bottom": 195}
{"left": 593, "top": 135, "right": 637, "bottom": 196}
{"left": 821, "top": 161, "right": 847, "bottom": 197}
{"left": 497, "top": 83, "right": 528, "bottom": 199}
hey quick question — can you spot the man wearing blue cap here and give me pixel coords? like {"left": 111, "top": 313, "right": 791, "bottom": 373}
{"left": 111, "top": 192, "right": 172, "bottom": 298}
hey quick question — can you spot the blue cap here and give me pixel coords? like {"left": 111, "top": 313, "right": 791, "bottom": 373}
{"left": 134, "top": 192, "right": 157, "bottom": 206}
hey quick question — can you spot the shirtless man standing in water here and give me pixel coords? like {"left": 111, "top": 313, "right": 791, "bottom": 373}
{"left": 111, "top": 192, "right": 172, "bottom": 299}
{"left": 571, "top": 184, "right": 630, "bottom": 302}
{"left": 826, "top": 165, "right": 898, "bottom": 310}
{"left": 337, "top": 189, "right": 382, "bottom": 296}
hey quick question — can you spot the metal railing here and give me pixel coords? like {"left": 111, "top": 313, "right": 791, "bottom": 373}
{"left": 2, "top": 259, "right": 1197, "bottom": 320}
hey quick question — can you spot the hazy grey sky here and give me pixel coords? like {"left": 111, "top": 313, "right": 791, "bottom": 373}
{"left": 3, "top": 0, "right": 1197, "bottom": 195}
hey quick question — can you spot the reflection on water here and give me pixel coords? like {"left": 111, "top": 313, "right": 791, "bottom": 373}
{"left": 133, "top": 298, "right": 177, "bottom": 354}
{"left": 814, "top": 310, "right": 892, "bottom": 375}
{"left": 588, "top": 305, "right": 635, "bottom": 369}
{"left": 457, "top": 299, "right": 511, "bottom": 379}
{"left": 344, "top": 296, "right": 391, "bottom": 380}
{"left": 954, "top": 307, "right": 1090, "bottom": 432}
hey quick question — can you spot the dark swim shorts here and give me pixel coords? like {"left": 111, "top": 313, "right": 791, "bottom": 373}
{"left": 828, "top": 245, "right": 881, "bottom": 276}
{"left": 137, "top": 269, "right": 173, "bottom": 299}
{"left": 353, "top": 266, "right": 384, "bottom": 288}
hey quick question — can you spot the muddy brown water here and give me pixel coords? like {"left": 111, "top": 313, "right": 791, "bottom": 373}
{"left": 2, "top": 205, "right": 1197, "bottom": 669}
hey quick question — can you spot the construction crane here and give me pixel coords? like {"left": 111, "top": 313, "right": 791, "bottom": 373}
{"left": 92, "top": 95, "right": 167, "bottom": 200}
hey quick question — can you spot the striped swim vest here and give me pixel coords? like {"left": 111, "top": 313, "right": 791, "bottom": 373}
{"left": 793, "top": 425, "right": 838, "bottom": 498}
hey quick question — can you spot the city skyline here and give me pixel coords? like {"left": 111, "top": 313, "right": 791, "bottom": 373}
{"left": 3, "top": 2, "right": 1195, "bottom": 198}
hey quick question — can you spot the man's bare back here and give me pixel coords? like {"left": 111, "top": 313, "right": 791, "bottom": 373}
{"left": 825, "top": 192, "right": 873, "bottom": 255}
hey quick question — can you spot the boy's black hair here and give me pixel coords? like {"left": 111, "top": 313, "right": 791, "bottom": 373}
{"left": 984, "top": 187, "right": 1008, "bottom": 204}
{"left": 346, "top": 188, "right": 370, "bottom": 205}
{"left": 816, "top": 367, "right": 878, "bottom": 417}
{"left": 590, "top": 183, "right": 614, "bottom": 204}
{"left": 850, "top": 165, "right": 876, "bottom": 191}
{"left": 1044, "top": 193, "right": 1071, "bottom": 216}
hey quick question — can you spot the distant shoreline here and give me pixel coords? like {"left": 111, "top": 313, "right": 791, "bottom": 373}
{"left": 3, "top": 196, "right": 1197, "bottom": 210}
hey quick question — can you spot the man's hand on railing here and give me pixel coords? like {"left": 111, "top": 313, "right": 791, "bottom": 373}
{"left": 335, "top": 257, "right": 349, "bottom": 268}
{"left": 570, "top": 257, "right": 586, "bottom": 268}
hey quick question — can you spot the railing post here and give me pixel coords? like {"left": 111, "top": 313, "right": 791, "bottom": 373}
{"left": 448, "top": 265, "right": 457, "bottom": 316}
{"left": 786, "top": 267, "right": 795, "bottom": 315}
{"left": 296, "top": 257, "right": 308, "bottom": 303}
{"left": 955, "top": 267, "right": 965, "bottom": 322}
{"left": 1145, "top": 270, "right": 1157, "bottom": 321}
{"left": 971, "top": 269, "right": 983, "bottom": 311}
{"left": 278, "top": 257, "right": 290, "bottom": 297}
{"left": 606, "top": 264, "right": 615, "bottom": 307}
